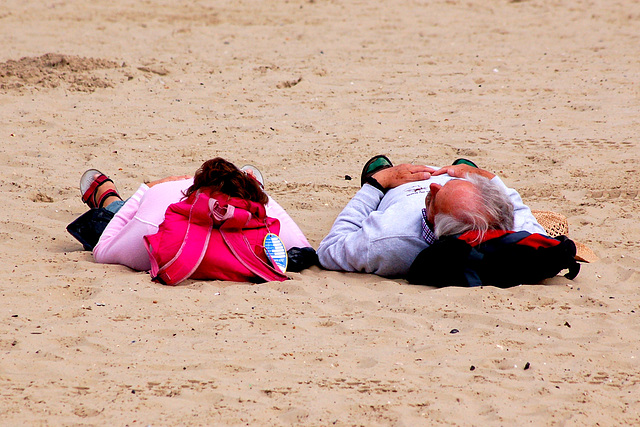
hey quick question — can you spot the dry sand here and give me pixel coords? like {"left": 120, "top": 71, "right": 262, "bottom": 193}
{"left": 1, "top": 0, "right": 639, "bottom": 424}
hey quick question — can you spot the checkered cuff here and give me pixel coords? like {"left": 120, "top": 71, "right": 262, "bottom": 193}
{"left": 421, "top": 208, "right": 437, "bottom": 245}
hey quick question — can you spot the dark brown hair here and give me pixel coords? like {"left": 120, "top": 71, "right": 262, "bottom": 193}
{"left": 184, "top": 157, "right": 268, "bottom": 205}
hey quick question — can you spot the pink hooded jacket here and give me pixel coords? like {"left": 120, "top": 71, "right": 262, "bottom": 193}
{"left": 144, "top": 191, "right": 287, "bottom": 285}
{"left": 93, "top": 178, "right": 310, "bottom": 271}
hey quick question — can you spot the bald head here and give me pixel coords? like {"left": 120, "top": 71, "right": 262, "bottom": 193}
{"left": 425, "top": 174, "right": 514, "bottom": 239}
{"left": 425, "top": 179, "right": 482, "bottom": 224}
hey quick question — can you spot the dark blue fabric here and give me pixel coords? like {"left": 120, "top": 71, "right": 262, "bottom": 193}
{"left": 408, "top": 231, "right": 581, "bottom": 288}
{"left": 66, "top": 208, "right": 115, "bottom": 251}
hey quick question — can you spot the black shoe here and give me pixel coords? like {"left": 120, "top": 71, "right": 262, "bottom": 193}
{"left": 360, "top": 155, "right": 393, "bottom": 187}
{"left": 452, "top": 158, "right": 478, "bottom": 168}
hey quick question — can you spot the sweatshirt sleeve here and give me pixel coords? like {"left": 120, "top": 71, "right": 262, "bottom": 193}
{"left": 317, "top": 184, "right": 385, "bottom": 272}
{"left": 491, "top": 176, "right": 546, "bottom": 235}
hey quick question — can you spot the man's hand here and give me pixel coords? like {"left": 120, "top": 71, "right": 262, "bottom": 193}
{"left": 372, "top": 164, "right": 434, "bottom": 190}
{"left": 147, "top": 175, "right": 192, "bottom": 188}
{"left": 431, "top": 164, "right": 495, "bottom": 179}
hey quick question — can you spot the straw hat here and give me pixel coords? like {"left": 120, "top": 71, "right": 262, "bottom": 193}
{"left": 531, "top": 210, "right": 598, "bottom": 263}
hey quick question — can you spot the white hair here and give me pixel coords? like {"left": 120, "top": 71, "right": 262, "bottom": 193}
{"left": 433, "top": 173, "right": 514, "bottom": 241}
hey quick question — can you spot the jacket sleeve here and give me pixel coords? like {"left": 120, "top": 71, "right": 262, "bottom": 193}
{"left": 491, "top": 176, "right": 546, "bottom": 235}
{"left": 317, "top": 184, "right": 384, "bottom": 273}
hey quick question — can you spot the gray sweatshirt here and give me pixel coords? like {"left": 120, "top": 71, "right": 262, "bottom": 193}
{"left": 317, "top": 173, "right": 545, "bottom": 278}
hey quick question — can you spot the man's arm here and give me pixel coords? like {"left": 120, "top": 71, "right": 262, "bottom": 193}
{"left": 370, "top": 163, "right": 434, "bottom": 189}
{"left": 317, "top": 164, "right": 433, "bottom": 273}
{"left": 431, "top": 164, "right": 495, "bottom": 179}
{"left": 491, "top": 176, "right": 546, "bottom": 234}
{"left": 317, "top": 184, "right": 384, "bottom": 272}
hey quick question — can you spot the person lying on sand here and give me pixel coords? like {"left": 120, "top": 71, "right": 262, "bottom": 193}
{"left": 317, "top": 155, "right": 545, "bottom": 278}
{"left": 67, "top": 157, "right": 317, "bottom": 277}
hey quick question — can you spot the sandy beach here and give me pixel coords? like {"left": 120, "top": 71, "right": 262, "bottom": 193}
{"left": 1, "top": 0, "right": 639, "bottom": 424}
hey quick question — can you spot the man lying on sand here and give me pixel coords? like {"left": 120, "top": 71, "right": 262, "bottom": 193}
{"left": 317, "top": 155, "right": 546, "bottom": 278}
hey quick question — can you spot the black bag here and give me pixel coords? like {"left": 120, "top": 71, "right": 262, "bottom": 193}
{"left": 408, "top": 230, "right": 580, "bottom": 288}
{"left": 286, "top": 247, "right": 319, "bottom": 272}
{"left": 66, "top": 208, "right": 115, "bottom": 251}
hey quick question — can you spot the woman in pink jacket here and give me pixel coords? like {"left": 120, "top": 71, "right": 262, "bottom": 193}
{"left": 67, "top": 157, "right": 316, "bottom": 273}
